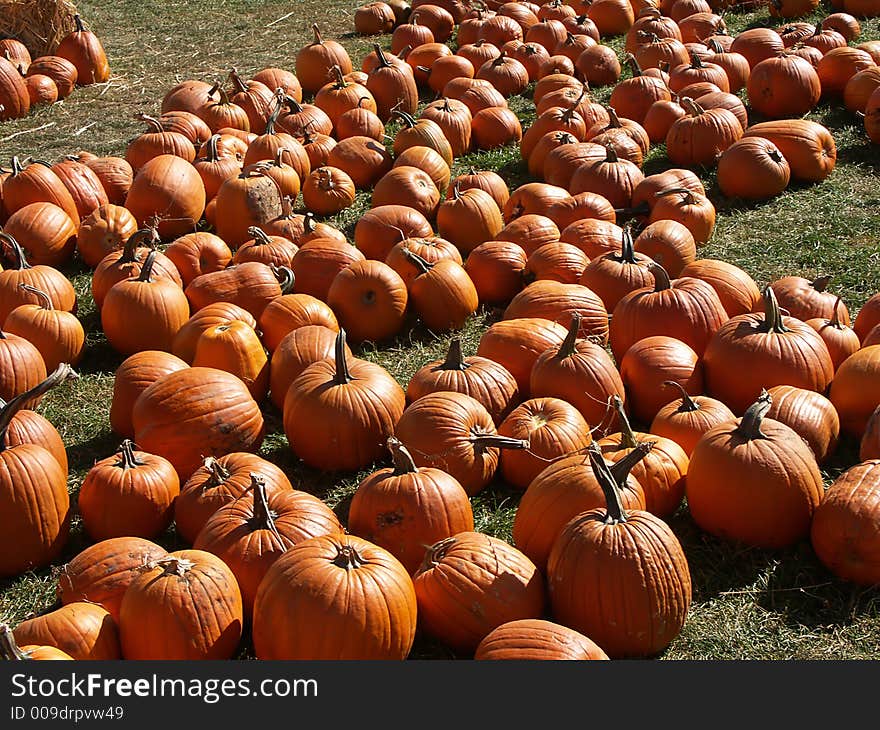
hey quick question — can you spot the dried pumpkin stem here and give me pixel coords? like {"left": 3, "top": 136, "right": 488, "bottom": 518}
{"left": 203, "top": 457, "right": 231, "bottom": 488}
{"left": 333, "top": 329, "right": 353, "bottom": 385}
{"left": 17, "top": 283, "right": 52, "bottom": 310}
{"left": 735, "top": 390, "right": 772, "bottom": 440}
{"left": 647, "top": 261, "right": 672, "bottom": 291}
{"left": 116, "top": 439, "right": 145, "bottom": 470}
{"left": 557, "top": 314, "right": 582, "bottom": 359}
{"left": 437, "top": 338, "right": 469, "bottom": 371}
{"left": 469, "top": 432, "right": 530, "bottom": 451}
{"left": 332, "top": 543, "right": 366, "bottom": 569}
{"left": 388, "top": 437, "right": 419, "bottom": 475}
{"left": 758, "top": 286, "right": 790, "bottom": 334}
{"left": 611, "top": 394, "right": 640, "bottom": 449}
{"left": 587, "top": 443, "right": 628, "bottom": 524}
{"left": 663, "top": 380, "right": 700, "bottom": 412}
{"left": 136, "top": 250, "right": 158, "bottom": 282}
{"left": 811, "top": 274, "right": 832, "bottom": 293}
{"left": 0, "top": 232, "right": 30, "bottom": 270}
{"left": 248, "top": 473, "right": 279, "bottom": 536}
{"left": 247, "top": 227, "right": 272, "bottom": 246}
{"left": 608, "top": 440, "right": 655, "bottom": 485}
{"left": 0, "top": 624, "right": 29, "bottom": 660}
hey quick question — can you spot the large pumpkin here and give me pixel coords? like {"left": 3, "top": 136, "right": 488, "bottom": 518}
{"left": 13, "top": 602, "right": 120, "bottom": 661}
{"left": 124, "top": 155, "right": 206, "bottom": 240}
{"left": 253, "top": 534, "right": 417, "bottom": 659}
{"left": 475, "top": 619, "right": 609, "bottom": 660}
{"left": 132, "top": 367, "right": 265, "bottom": 478}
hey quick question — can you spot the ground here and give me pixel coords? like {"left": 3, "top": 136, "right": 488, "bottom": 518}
{"left": 0, "top": 0, "right": 878, "bottom": 659}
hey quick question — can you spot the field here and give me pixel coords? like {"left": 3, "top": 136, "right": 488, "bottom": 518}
{"left": 1, "top": 0, "right": 879, "bottom": 659}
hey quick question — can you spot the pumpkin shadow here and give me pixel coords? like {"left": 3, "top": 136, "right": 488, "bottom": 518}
{"left": 64, "top": 428, "right": 121, "bottom": 476}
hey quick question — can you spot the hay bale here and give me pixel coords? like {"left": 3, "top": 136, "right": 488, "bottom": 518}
{"left": 0, "top": 0, "right": 78, "bottom": 58}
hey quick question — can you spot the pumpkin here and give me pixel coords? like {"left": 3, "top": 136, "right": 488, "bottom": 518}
{"left": 78, "top": 440, "right": 180, "bottom": 541}
{"left": 372, "top": 166, "right": 440, "bottom": 219}
{"left": 258, "top": 292, "right": 339, "bottom": 352}
{"left": 609, "top": 262, "right": 728, "bottom": 362}
{"left": 1, "top": 227, "right": 77, "bottom": 319}
{"left": 748, "top": 53, "right": 822, "bottom": 119}
{"left": 326, "top": 260, "right": 408, "bottom": 344}
{"left": 118, "top": 550, "right": 243, "bottom": 659}
{"left": 860, "top": 406, "right": 880, "bottom": 461}
{"left": 631, "top": 220, "right": 695, "bottom": 277}
{"left": 811, "top": 461, "right": 880, "bottom": 586}
{"left": 413, "top": 532, "right": 545, "bottom": 653}
{"left": 498, "top": 397, "right": 591, "bottom": 490}
{"left": 830, "top": 345, "right": 880, "bottom": 436}
{"left": 284, "top": 330, "right": 404, "bottom": 471}
{"left": 471, "top": 107, "right": 524, "bottom": 149}
{"left": 730, "top": 27, "right": 784, "bottom": 68}
{"left": 2, "top": 201, "right": 77, "bottom": 268}
{"left": 124, "top": 154, "right": 205, "bottom": 240}
{"left": 269, "top": 325, "right": 346, "bottom": 410}
{"left": 2, "top": 157, "right": 80, "bottom": 228}
{"left": 253, "top": 534, "right": 416, "bottom": 659}
{"left": 420, "top": 98, "right": 473, "bottom": 157}
{"left": 192, "top": 320, "right": 269, "bottom": 401}
{"left": 687, "top": 391, "right": 823, "bottom": 548}
{"left": 650, "top": 381, "right": 735, "bottom": 457}
{"left": 367, "top": 44, "right": 419, "bottom": 121}
{"left": 55, "top": 14, "right": 110, "bottom": 84}
{"left": 76, "top": 203, "right": 138, "bottom": 268}
{"left": 101, "top": 251, "right": 190, "bottom": 356}
{"left": 392, "top": 111, "right": 455, "bottom": 165}
{"left": 349, "top": 437, "right": 474, "bottom": 574}
{"left": 805, "top": 297, "right": 860, "bottom": 371}
{"left": 406, "top": 338, "right": 520, "bottom": 424}
{"left": 703, "top": 287, "right": 834, "bottom": 415}
{"left": 678, "top": 258, "right": 760, "bottom": 318}
{"left": 397, "top": 249, "right": 478, "bottom": 332}
{"left": 0, "top": 626, "right": 71, "bottom": 660}
{"left": 337, "top": 97, "right": 386, "bottom": 140}
{"left": 132, "top": 366, "right": 265, "bottom": 479}
{"left": 817, "top": 46, "right": 875, "bottom": 97}
{"left": 3, "top": 284, "right": 84, "bottom": 371}
{"left": 83, "top": 155, "right": 133, "bottom": 205}
{"left": 56, "top": 537, "right": 167, "bottom": 622}
{"left": 437, "top": 185, "right": 503, "bottom": 254}
{"left": 50, "top": 157, "right": 109, "bottom": 221}
{"left": 185, "top": 261, "right": 293, "bottom": 321}
{"left": 157, "top": 110, "right": 212, "bottom": 147}
{"left": 742, "top": 119, "right": 837, "bottom": 183}
{"left": 93, "top": 229, "right": 176, "bottom": 312}
{"left": 163, "top": 232, "right": 232, "bottom": 286}
{"left": 475, "top": 619, "right": 609, "bottom": 660}
{"left": 126, "top": 114, "right": 196, "bottom": 171}
{"left": 647, "top": 186, "right": 716, "bottom": 246}
{"left": 194, "top": 473, "right": 342, "bottom": 617}
{"left": 0, "top": 56, "right": 29, "bottom": 120}
{"left": 443, "top": 77, "right": 507, "bottom": 117}
{"left": 526, "top": 241, "right": 589, "bottom": 284}
{"left": 13, "top": 603, "right": 119, "bottom": 661}
{"left": 765, "top": 385, "right": 840, "bottom": 464}
{"left": 0, "top": 384, "right": 69, "bottom": 576}
{"left": 393, "top": 146, "right": 451, "bottom": 192}
{"left": 449, "top": 169, "right": 510, "bottom": 210}
{"left": 24, "top": 73, "right": 58, "bottom": 106}
{"left": 575, "top": 44, "right": 621, "bottom": 86}
{"left": 395, "top": 391, "right": 529, "bottom": 496}
{"left": 823, "top": 13, "right": 862, "bottom": 41}
{"left": 0, "top": 329, "right": 47, "bottom": 407}
{"left": 665, "top": 98, "right": 742, "bottom": 168}
{"left": 547, "top": 443, "right": 691, "bottom": 658}
{"left": 854, "top": 293, "right": 880, "bottom": 340}
{"left": 579, "top": 226, "right": 654, "bottom": 311}
{"left": 496, "top": 214, "right": 561, "bottom": 255}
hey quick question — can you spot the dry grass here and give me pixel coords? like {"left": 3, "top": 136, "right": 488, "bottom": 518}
{"left": 0, "top": 0, "right": 879, "bottom": 660}
{"left": 0, "top": 0, "right": 78, "bottom": 57}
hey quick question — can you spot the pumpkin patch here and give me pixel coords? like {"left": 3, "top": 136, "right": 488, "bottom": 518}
{"left": 1, "top": 0, "right": 879, "bottom": 664}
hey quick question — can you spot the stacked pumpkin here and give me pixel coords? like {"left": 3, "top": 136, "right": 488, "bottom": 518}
{"left": 0, "top": 15, "right": 110, "bottom": 121}
{"left": 4, "top": 0, "right": 880, "bottom": 665}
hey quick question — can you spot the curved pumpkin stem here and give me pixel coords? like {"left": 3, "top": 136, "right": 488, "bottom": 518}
{"left": 118, "top": 228, "right": 159, "bottom": 264}
{"left": 436, "top": 338, "right": 469, "bottom": 372}
{"left": 0, "top": 231, "right": 30, "bottom": 270}
{"left": 663, "top": 380, "right": 700, "bottom": 412}
{"left": 758, "top": 286, "right": 790, "bottom": 334}
{"left": 332, "top": 541, "right": 366, "bottom": 569}
{"left": 647, "top": 261, "right": 672, "bottom": 292}
{"left": 271, "top": 264, "right": 295, "bottom": 294}
{"left": 388, "top": 436, "right": 419, "bottom": 475}
{"left": 586, "top": 443, "right": 628, "bottom": 524}
{"left": 602, "top": 145, "right": 619, "bottom": 164}
{"left": 735, "top": 389, "right": 772, "bottom": 441}
{"left": 625, "top": 53, "right": 644, "bottom": 78}
{"left": 391, "top": 109, "right": 417, "bottom": 128}
{"left": 203, "top": 134, "right": 222, "bottom": 162}
{"left": 228, "top": 68, "right": 249, "bottom": 94}
{"left": 0, "top": 364, "right": 78, "bottom": 447}
{"left": 468, "top": 430, "right": 530, "bottom": 452}
{"left": 136, "top": 250, "right": 158, "bottom": 282}
{"left": 400, "top": 247, "right": 432, "bottom": 275}
{"left": 828, "top": 296, "right": 846, "bottom": 329}
{"left": 115, "top": 439, "right": 145, "bottom": 470}
{"left": 373, "top": 43, "right": 391, "bottom": 69}
{"left": 333, "top": 329, "right": 352, "bottom": 386}
{"left": 312, "top": 23, "right": 325, "bottom": 45}
{"left": 420, "top": 535, "right": 456, "bottom": 570}
{"left": 17, "top": 283, "right": 53, "bottom": 310}
{"left": 614, "top": 226, "right": 638, "bottom": 264}
{"left": 680, "top": 97, "right": 704, "bottom": 117}
{"left": 654, "top": 186, "right": 697, "bottom": 206}
{"left": 135, "top": 113, "right": 165, "bottom": 134}
{"left": 0, "top": 624, "right": 30, "bottom": 660}
{"left": 247, "top": 226, "right": 273, "bottom": 246}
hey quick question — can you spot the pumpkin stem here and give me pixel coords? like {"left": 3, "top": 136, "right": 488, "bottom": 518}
{"left": 556, "top": 314, "right": 581, "bottom": 359}
{"left": 10, "top": 156, "right": 23, "bottom": 175}
{"left": 303, "top": 211, "right": 318, "bottom": 234}
{"left": 332, "top": 542, "right": 366, "bottom": 569}
{"left": 136, "top": 250, "right": 158, "bottom": 282}
{"left": 333, "top": 329, "right": 353, "bottom": 385}
{"left": 135, "top": 113, "right": 164, "bottom": 134}
{"left": 0, "top": 624, "right": 30, "bottom": 660}
{"left": 610, "top": 394, "right": 640, "bottom": 449}
{"left": 758, "top": 286, "right": 790, "bottom": 334}
{"left": 0, "top": 364, "right": 78, "bottom": 448}
{"left": 811, "top": 274, "right": 832, "bottom": 293}
{"left": 312, "top": 23, "right": 324, "bottom": 45}
{"left": 203, "top": 134, "right": 222, "bottom": 162}
{"left": 654, "top": 186, "right": 696, "bottom": 205}
{"left": 228, "top": 68, "right": 248, "bottom": 94}
{"left": 154, "top": 555, "right": 195, "bottom": 577}
{"left": 735, "top": 389, "right": 772, "bottom": 440}
{"left": 248, "top": 473, "right": 280, "bottom": 536}
{"left": 607, "top": 440, "right": 655, "bottom": 486}
{"left": 388, "top": 436, "right": 419, "bottom": 475}
{"left": 73, "top": 14, "right": 86, "bottom": 33}
{"left": 421, "top": 536, "right": 456, "bottom": 569}
{"left": 0, "top": 232, "right": 30, "bottom": 270}
{"left": 247, "top": 226, "right": 273, "bottom": 246}
{"left": 391, "top": 109, "right": 417, "bottom": 127}
{"left": 468, "top": 430, "right": 530, "bottom": 452}
{"left": 625, "top": 53, "right": 643, "bottom": 77}
{"left": 271, "top": 264, "right": 296, "bottom": 294}
{"left": 116, "top": 439, "right": 145, "bottom": 470}
{"left": 437, "top": 338, "right": 469, "bottom": 371}
{"left": 603, "top": 145, "right": 619, "bottom": 164}
{"left": 586, "top": 443, "right": 628, "bottom": 524}
{"left": 118, "top": 228, "right": 158, "bottom": 264}
{"left": 680, "top": 97, "right": 704, "bottom": 117}
{"left": 16, "top": 284, "right": 53, "bottom": 310}
{"left": 400, "top": 247, "right": 432, "bottom": 275}
{"left": 663, "top": 380, "right": 700, "bottom": 412}
{"left": 647, "top": 261, "right": 671, "bottom": 292}
{"left": 202, "top": 456, "right": 231, "bottom": 488}
{"left": 373, "top": 43, "right": 391, "bottom": 69}
{"left": 615, "top": 226, "right": 638, "bottom": 264}
{"left": 829, "top": 296, "right": 845, "bottom": 329}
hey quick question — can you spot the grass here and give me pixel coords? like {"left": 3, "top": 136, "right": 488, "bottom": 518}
{"left": 1, "top": 0, "right": 879, "bottom": 660}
